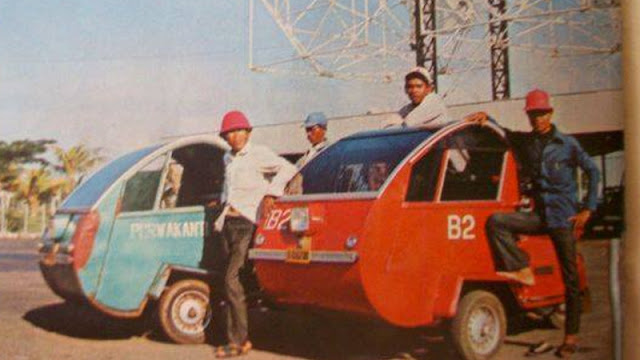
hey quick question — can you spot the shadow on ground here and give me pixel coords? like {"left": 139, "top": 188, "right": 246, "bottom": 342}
{"left": 23, "top": 301, "right": 564, "bottom": 360}
{"left": 23, "top": 301, "right": 152, "bottom": 340}
{"left": 247, "top": 309, "right": 458, "bottom": 360}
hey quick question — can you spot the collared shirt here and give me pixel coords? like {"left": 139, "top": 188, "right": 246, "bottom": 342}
{"left": 295, "top": 139, "right": 329, "bottom": 169}
{"left": 398, "top": 92, "right": 452, "bottom": 128}
{"left": 221, "top": 141, "right": 297, "bottom": 223}
{"left": 505, "top": 126, "right": 600, "bottom": 229}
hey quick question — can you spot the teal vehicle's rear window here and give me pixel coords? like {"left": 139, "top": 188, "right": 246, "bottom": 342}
{"left": 61, "top": 145, "right": 162, "bottom": 209}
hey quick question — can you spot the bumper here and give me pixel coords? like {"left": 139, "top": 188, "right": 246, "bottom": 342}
{"left": 248, "top": 249, "right": 358, "bottom": 264}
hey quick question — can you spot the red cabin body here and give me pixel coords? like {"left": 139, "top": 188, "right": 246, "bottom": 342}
{"left": 250, "top": 121, "right": 587, "bottom": 331}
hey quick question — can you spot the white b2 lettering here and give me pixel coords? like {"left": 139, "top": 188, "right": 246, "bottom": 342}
{"left": 447, "top": 214, "right": 476, "bottom": 240}
{"left": 265, "top": 209, "right": 282, "bottom": 230}
{"left": 277, "top": 209, "right": 291, "bottom": 230}
{"left": 263, "top": 208, "right": 292, "bottom": 231}
{"left": 448, "top": 215, "right": 461, "bottom": 239}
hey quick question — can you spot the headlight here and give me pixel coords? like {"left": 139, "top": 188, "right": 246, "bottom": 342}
{"left": 289, "top": 207, "right": 310, "bottom": 233}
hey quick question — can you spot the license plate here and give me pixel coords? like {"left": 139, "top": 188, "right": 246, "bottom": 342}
{"left": 285, "top": 248, "right": 311, "bottom": 264}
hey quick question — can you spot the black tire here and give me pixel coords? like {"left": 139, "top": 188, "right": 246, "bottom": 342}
{"left": 450, "top": 290, "right": 506, "bottom": 360}
{"left": 157, "top": 279, "right": 212, "bottom": 344}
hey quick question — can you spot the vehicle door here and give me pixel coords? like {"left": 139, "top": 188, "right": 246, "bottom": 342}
{"left": 404, "top": 125, "right": 564, "bottom": 302}
{"left": 94, "top": 143, "right": 224, "bottom": 313}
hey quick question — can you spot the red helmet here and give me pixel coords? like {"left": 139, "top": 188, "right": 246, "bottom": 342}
{"left": 524, "top": 89, "right": 553, "bottom": 112}
{"left": 220, "top": 111, "right": 252, "bottom": 134}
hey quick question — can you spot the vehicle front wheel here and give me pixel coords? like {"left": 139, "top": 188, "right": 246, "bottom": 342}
{"left": 157, "top": 279, "right": 212, "bottom": 344}
{"left": 450, "top": 290, "right": 506, "bottom": 360}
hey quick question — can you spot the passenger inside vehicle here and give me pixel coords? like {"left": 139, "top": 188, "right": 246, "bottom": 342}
{"left": 367, "top": 161, "right": 389, "bottom": 191}
{"left": 160, "top": 159, "right": 184, "bottom": 209}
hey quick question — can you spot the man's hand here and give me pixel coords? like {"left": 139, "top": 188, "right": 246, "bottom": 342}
{"left": 260, "top": 195, "right": 277, "bottom": 220}
{"left": 464, "top": 111, "right": 489, "bottom": 126}
{"left": 569, "top": 209, "right": 591, "bottom": 240}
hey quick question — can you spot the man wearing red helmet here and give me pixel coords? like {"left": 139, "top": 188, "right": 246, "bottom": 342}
{"left": 212, "top": 110, "right": 297, "bottom": 358}
{"left": 468, "top": 89, "right": 600, "bottom": 357}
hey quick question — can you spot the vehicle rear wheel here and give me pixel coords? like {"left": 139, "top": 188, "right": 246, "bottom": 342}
{"left": 450, "top": 290, "right": 506, "bottom": 360}
{"left": 157, "top": 279, "right": 212, "bottom": 344}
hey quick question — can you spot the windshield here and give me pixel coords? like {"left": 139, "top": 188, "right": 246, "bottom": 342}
{"left": 61, "top": 145, "right": 163, "bottom": 209}
{"left": 293, "top": 129, "right": 434, "bottom": 195}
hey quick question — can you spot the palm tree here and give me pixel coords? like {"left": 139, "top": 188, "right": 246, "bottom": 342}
{"left": 12, "top": 167, "right": 66, "bottom": 212}
{"left": 53, "top": 145, "right": 104, "bottom": 197}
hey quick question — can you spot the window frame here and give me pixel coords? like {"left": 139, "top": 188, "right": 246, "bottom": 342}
{"left": 405, "top": 125, "right": 509, "bottom": 204}
{"left": 436, "top": 149, "right": 507, "bottom": 203}
{"left": 119, "top": 152, "right": 171, "bottom": 214}
{"left": 293, "top": 129, "right": 435, "bottom": 196}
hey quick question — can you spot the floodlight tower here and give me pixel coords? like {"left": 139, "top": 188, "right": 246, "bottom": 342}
{"left": 488, "top": 0, "right": 509, "bottom": 99}
{"left": 413, "top": 0, "right": 438, "bottom": 91}
{"left": 249, "top": 0, "right": 621, "bottom": 103}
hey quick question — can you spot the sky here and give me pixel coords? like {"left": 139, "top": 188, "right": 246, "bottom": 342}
{"left": 0, "top": 1, "right": 407, "bottom": 158}
{"left": 0, "top": 1, "right": 621, "bottom": 159}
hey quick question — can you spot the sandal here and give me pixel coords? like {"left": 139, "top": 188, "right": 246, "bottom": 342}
{"left": 215, "top": 341, "right": 252, "bottom": 358}
{"left": 525, "top": 341, "right": 554, "bottom": 357}
{"left": 554, "top": 343, "right": 578, "bottom": 358}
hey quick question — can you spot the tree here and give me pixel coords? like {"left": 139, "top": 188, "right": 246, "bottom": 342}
{"left": 0, "top": 139, "right": 55, "bottom": 190}
{"left": 53, "top": 144, "right": 104, "bottom": 196}
{"left": 12, "top": 167, "right": 65, "bottom": 212}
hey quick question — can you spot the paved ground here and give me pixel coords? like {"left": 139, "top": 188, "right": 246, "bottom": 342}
{"left": 0, "top": 237, "right": 613, "bottom": 360}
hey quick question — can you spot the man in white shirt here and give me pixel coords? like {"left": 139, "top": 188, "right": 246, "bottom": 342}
{"left": 213, "top": 110, "right": 297, "bottom": 358}
{"left": 296, "top": 112, "right": 330, "bottom": 169}
{"left": 387, "top": 66, "right": 452, "bottom": 129}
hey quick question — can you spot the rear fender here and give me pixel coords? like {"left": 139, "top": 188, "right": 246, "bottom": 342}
{"left": 433, "top": 275, "right": 463, "bottom": 319}
{"left": 439, "top": 280, "right": 518, "bottom": 320}
{"left": 148, "top": 264, "right": 212, "bottom": 300}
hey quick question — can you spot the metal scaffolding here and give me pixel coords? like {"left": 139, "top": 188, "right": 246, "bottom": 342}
{"left": 414, "top": 0, "right": 438, "bottom": 91}
{"left": 249, "top": 0, "right": 621, "bottom": 103}
{"left": 488, "top": 0, "right": 510, "bottom": 99}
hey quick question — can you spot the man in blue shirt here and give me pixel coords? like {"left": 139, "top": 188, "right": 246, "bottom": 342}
{"left": 469, "top": 89, "right": 600, "bottom": 357}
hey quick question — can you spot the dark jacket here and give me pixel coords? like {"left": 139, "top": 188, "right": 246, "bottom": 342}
{"left": 505, "top": 126, "right": 600, "bottom": 229}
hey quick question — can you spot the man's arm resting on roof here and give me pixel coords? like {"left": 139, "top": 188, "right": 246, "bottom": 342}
{"left": 259, "top": 148, "right": 299, "bottom": 197}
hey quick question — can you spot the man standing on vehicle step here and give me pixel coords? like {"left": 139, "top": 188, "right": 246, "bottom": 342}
{"left": 213, "top": 110, "right": 297, "bottom": 358}
{"left": 468, "top": 89, "right": 600, "bottom": 358}
{"left": 385, "top": 66, "right": 452, "bottom": 128}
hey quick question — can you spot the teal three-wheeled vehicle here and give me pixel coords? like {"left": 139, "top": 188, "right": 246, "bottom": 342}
{"left": 39, "top": 135, "right": 230, "bottom": 344}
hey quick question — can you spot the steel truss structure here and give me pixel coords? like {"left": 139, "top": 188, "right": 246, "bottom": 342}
{"left": 249, "top": 0, "right": 620, "bottom": 103}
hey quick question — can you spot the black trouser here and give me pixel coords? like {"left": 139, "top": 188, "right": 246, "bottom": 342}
{"left": 486, "top": 212, "right": 581, "bottom": 335}
{"left": 219, "top": 216, "right": 255, "bottom": 345}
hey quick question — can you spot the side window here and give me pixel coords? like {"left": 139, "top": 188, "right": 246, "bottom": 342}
{"left": 439, "top": 127, "right": 507, "bottom": 201}
{"left": 406, "top": 149, "right": 444, "bottom": 202}
{"left": 121, "top": 155, "right": 167, "bottom": 212}
{"left": 440, "top": 150, "right": 505, "bottom": 201}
